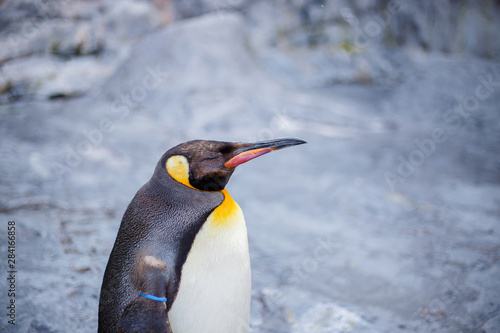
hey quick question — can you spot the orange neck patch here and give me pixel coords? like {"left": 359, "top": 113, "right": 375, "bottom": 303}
{"left": 210, "top": 189, "right": 241, "bottom": 228}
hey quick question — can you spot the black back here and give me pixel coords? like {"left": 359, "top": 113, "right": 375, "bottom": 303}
{"left": 98, "top": 151, "right": 223, "bottom": 332}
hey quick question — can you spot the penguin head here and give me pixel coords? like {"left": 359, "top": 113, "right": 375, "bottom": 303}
{"left": 154, "top": 138, "right": 306, "bottom": 192}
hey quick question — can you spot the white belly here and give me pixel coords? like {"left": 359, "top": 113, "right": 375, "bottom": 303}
{"left": 168, "top": 196, "right": 251, "bottom": 333}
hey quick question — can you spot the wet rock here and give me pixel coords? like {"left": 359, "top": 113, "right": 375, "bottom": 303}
{"left": 28, "top": 320, "right": 58, "bottom": 333}
{"left": 256, "top": 288, "right": 291, "bottom": 332}
{"left": 0, "top": 0, "right": 170, "bottom": 100}
{"left": 172, "top": 0, "right": 246, "bottom": 19}
{"left": 0, "top": 55, "right": 114, "bottom": 100}
{"left": 0, "top": 1, "right": 499, "bottom": 333}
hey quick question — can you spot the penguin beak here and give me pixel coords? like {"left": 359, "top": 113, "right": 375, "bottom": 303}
{"left": 224, "top": 138, "right": 307, "bottom": 168}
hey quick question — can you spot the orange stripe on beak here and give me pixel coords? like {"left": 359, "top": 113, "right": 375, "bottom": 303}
{"left": 224, "top": 148, "right": 276, "bottom": 168}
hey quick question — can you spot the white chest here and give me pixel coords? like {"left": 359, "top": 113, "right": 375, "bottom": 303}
{"left": 168, "top": 193, "right": 251, "bottom": 333}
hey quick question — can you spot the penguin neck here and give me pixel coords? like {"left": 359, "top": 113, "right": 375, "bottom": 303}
{"left": 210, "top": 189, "right": 239, "bottom": 228}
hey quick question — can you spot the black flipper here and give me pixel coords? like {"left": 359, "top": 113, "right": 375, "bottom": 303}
{"left": 118, "top": 255, "right": 171, "bottom": 333}
{"left": 118, "top": 296, "right": 171, "bottom": 333}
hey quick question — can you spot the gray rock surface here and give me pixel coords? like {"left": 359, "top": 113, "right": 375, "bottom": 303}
{"left": 0, "top": 1, "right": 499, "bottom": 333}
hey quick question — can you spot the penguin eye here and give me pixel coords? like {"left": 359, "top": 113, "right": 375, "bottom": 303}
{"left": 202, "top": 156, "right": 219, "bottom": 162}
{"left": 219, "top": 145, "right": 233, "bottom": 155}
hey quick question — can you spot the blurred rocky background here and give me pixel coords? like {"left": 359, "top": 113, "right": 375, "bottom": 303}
{"left": 0, "top": 0, "right": 499, "bottom": 332}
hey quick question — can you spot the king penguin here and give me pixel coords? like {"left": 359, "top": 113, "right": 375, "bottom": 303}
{"left": 98, "top": 138, "right": 306, "bottom": 333}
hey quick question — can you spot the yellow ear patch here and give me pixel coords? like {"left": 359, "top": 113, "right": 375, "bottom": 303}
{"left": 166, "top": 155, "right": 195, "bottom": 189}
